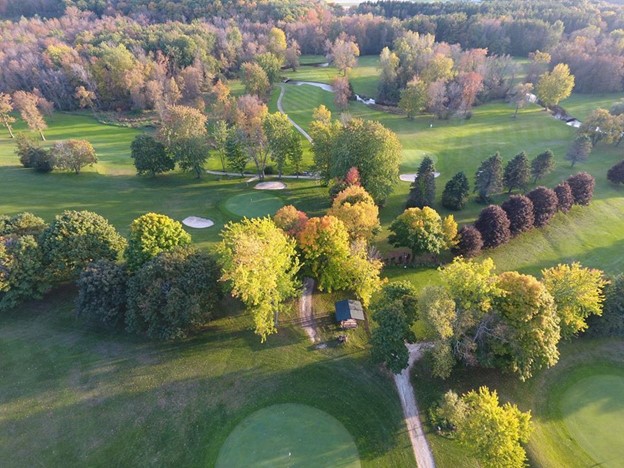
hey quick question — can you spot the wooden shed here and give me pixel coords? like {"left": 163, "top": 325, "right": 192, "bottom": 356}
{"left": 335, "top": 300, "right": 365, "bottom": 329}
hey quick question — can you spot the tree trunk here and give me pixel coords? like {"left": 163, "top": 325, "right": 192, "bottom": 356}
{"left": 39, "top": 130, "right": 46, "bottom": 141}
{"left": 513, "top": 104, "right": 519, "bottom": 118}
{"left": 3, "top": 117, "right": 14, "bottom": 138}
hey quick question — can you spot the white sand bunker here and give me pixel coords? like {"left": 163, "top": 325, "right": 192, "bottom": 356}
{"left": 182, "top": 216, "right": 214, "bottom": 228}
{"left": 255, "top": 181, "right": 286, "bottom": 190}
{"left": 400, "top": 172, "right": 441, "bottom": 182}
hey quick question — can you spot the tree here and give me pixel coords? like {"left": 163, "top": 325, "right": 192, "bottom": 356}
{"left": 333, "top": 76, "right": 351, "bottom": 110}
{"left": 169, "top": 136, "right": 209, "bottom": 178}
{"left": 388, "top": 207, "right": 457, "bottom": 260}
{"left": 567, "top": 172, "right": 595, "bottom": 205}
{"left": 256, "top": 52, "right": 282, "bottom": 85}
{"left": 418, "top": 286, "right": 457, "bottom": 378}
{"left": 536, "top": 63, "right": 575, "bottom": 108}
{"left": 474, "top": 205, "right": 511, "bottom": 248}
{"left": 15, "top": 135, "right": 54, "bottom": 172}
{"left": 309, "top": 105, "right": 341, "bottom": 185}
{"left": 427, "top": 79, "right": 450, "bottom": 120}
{"left": 225, "top": 128, "right": 248, "bottom": 175}
{"left": 263, "top": 112, "right": 300, "bottom": 178}
{"left": 407, "top": 156, "right": 436, "bottom": 209}
{"left": 565, "top": 135, "right": 592, "bottom": 167}
{"left": 608, "top": 160, "right": 624, "bottom": 185}
{"left": 373, "top": 281, "right": 419, "bottom": 325}
{"left": 450, "top": 387, "right": 532, "bottom": 468}
{"left": 267, "top": 27, "right": 287, "bottom": 60}
{"left": 157, "top": 105, "right": 207, "bottom": 148}
{"left": 442, "top": 172, "right": 470, "bottom": 211}
{"left": 327, "top": 35, "right": 360, "bottom": 76}
{"left": 130, "top": 134, "right": 174, "bottom": 177}
{"left": 219, "top": 217, "right": 300, "bottom": 342}
{"left": 52, "top": 139, "right": 97, "bottom": 174}
{"left": 378, "top": 47, "right": 400, "bottom": 103}
{"left": 40, "top": 210, "right": 126, "bottom": 282}
{"left": 285, "top": 41, "right": 301, "bottom": 72}
{"left": 526, "top": 186, "right": 558, "bottom": 227}
{"left": 578, "top": 109, "right": 624, "bottom": 146}
{"left": 74, "top": 86, "right": 96, "bottom": 115}
{"left": 501, "top": 195, "right": 535, "bottom": 235}
{"left": 587, "top": 275, "right": 624, "bottom": 337}
{"left": 554, "top": 181, "right": 574, "bottom": 213}
{"left": 399, "top": 77, "right": 428, "bottom": 119}
{"left": 474, "top": 153, "right": 503, "bottom": 202}
{"left": 235, "top": 95, "right": 270, "bottom": 179}
{"left": 542, "top": 262, "right": 607, "bottom": 338}
{"left": 76, "top": 260, "right": 127, "bottom": 328}
{"left": 510, "top": 82, "right": 534, "bottom": 118}
{"left": 240, "top": 62, "right": 271, "bottom": 98}
{"left": 273, "top": 205, "right": 308, "bottom": 237}
{"left": 12, "top": 91, "right": 47, "bottom": 140}
{"left": 453, "top": 225, "right": 483, "bottom": 258}
{"left": 0, "top": 212, "right": 47, "bottom": 237}
{"left": 211, "top": 120, "right": 229, "bottom": 174}
{"left": 297, "top": 215, "right": 351, "bottom": 292}
{"left": 0, "top": 93, "right": 16, "bottom": 138}
{"left": 503, "top": 152, "right": 530, "bottom": 193}
{"left": 531, "top": 150, "right": 555, "bottom": 183}
{"left": 344, "top": 241, "right": 384, "bottom": 307}
{"left": 328, "top": 185, "right": 380, "bottom": 241}
{"left": 126, "top": 247, "right": 222, "bottom": 340}
{"left": 370, "top": 301, "right": 411, "bottom": 373}
{"left": 492, "top": 271, "right": 561, "bottom": 380}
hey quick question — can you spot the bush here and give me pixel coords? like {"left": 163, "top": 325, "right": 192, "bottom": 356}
{"left": 15, "top": 134, "right": 37, "bottom": 168}
{"left": 554, "top": 182, "right": 574, "bottom": 213}
{"left": 501, "top": 195, "right": 534, "bottom": 235}
{"left": 453, "top": 225, "right": 483, "bottom": 258}
{"left": 442, "top": 172, "right": 470, "bottom": 211}
{"left": 30, "top": 147, "right": 55, "bottom": 173}
{"left": 76, "top": 260, "right": 128, "bottom": 328}
{"left": 40, "top": 210, "right": 127, "bottom": 281}
{"left": 52, "top": 139, "right": 97, "bottom": 174}
{"left": 587, "top": 275, "right": 624, "bottom": 337}
{"left": 526, "top": 186, "right": 558, "bottom": 227}
{"left": 0, "top": 212, "right": 47, "bottom": 237}
{"left": 474, "top": 205, "right": 511, "bottom": 248}
{"left": 567, "top": 172, "right": 595, "bottom": 206}
{"left": 125, "top": 247, "right": 222, "bottom": 340}
{"left": 125, "top": 213, "right": 191, "bottom": 271}
{"left": 607, "top": 160, "right": 624, "bottom": 185}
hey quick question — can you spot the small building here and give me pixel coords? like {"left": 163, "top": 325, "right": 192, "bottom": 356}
{"left": 335, "top": 300, "right": 365, "bottom": 329}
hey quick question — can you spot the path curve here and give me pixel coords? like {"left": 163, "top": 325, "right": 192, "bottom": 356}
{"left": 394, "top": 342, "right": 436, "bottom": 468}
{"left": 277, "top": 84, "right": 313, "bottom": 143}
{"left": 299, "top": 277, "right": 320, "bottom": 343}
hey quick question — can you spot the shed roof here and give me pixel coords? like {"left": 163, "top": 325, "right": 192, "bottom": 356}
{"left": 335, "top": 300, "right": 365, "bottom": 322}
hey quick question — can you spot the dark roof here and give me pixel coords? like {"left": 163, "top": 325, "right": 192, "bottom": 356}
{"left": 335, "top": 300, "right": 365, "bottom": 322}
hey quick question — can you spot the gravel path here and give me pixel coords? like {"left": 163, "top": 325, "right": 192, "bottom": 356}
{"left": 394, "top": 342, "right": 436, "bottom": 468}
{"left": 205, "top": 169, "right": 319, "bottom": 180}
{"left": 299, "top": 277, "right": 319, "bottom": 343}
{"left": 277, "top": 85, "right": 313, "bottom": 143}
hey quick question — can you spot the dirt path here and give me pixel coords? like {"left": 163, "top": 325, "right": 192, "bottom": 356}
{"left": 394, "top": 343, "right": 436, "bottom": 468}
{"left": 277, "top": 85, "right": 313, "bottom": 143}
{"left": 299, "top": 277, "right": 319, "bottom": 343}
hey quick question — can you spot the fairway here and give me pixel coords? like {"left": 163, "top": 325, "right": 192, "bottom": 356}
{"left": 223, "top": 192, "right": 285, "bottom": 218}
{"left": 216, "top": 404, "right": 361, "bottom": 468}
{"left": 560, "top": 374, "right": 624, "bottom": 467}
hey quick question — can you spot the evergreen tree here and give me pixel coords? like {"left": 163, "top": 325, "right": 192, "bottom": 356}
{"left": 531, "top": 150, "right": 555, "bottom": 183}
{"left": 453, "top": 225, "right": 483, "bottom": 258}
{"left": 607, "top": 160, "right": 624, "bottom": 185}
{"left": 407, "top": 156, "right": 436, "bottom": 208}
{"left": 567, "top": 172, "right": 595, "bottom": 205}
{"left": 554, "top": 182, "right": 574, "bottom": 213}
{"left": 503, "top": 152, "right": 530, "bottom": 193}
{"left": 442, "top": 172, "right": 470, "bottom": 211}
{"left": 565, "top": 135, "right": 592, "bottom": 167}
{"left": 474, "top": 153, "right": 503, "bottom": 202}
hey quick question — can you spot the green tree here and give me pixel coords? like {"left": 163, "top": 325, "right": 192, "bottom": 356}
{"left": 125, "top": 213, "right": 191, "bottom": 271}
{"left": 370, "top": 301, "right": 411, "bottom": 373}
{"left": 536, "top": 63, "right": 575, "bottom": 109}
{"left": 542, "top": 262, "right": 607, "bottom": 338}
{"left": 0, "top": 212, "right": 47, "bottom": 237}
{"left": 40, "top": 210, "right": 126, "bottom": 281}
{"left": 531, "top": 150, "right": 555, "bottom": 183}
{"left": 388, "top": 207, "right": 457, "bottom": 260}
{"left": 406, "top": 156, "right": 436, "bottom": 208}
{"left": 256, "top": 52, "right": 282, "bottom": 84}
{"left": 343, "top": 241, "right": 384, "bottom": 307}
{"left": 309, "top": 105, "right": 341, "bottom": 185}
{"left": 373, "top": 281, "right": 419, "bottom": 325}
{"left": 225, "top": 128, "right": 249, "bottom": 175}
{"left": 76, "top": 260, "right": 127, "bottom": 328}
{"left": 328, "top": 185, "right": 380, "bottom": 241}
{"left": 170, "top": 136, "right": 209, "bottom": 178}
{"left": 219, "top": 217, "right": 300, "bottom": 342}
{"left": 503, "top": 152, "right": 530, "bottom": 193}
{"left": 418, "top": 286, "right": 457, "bottom": 378}
{"left": 240, "top": 62, "right": 271, "bottom": 97}
{"left": 264, "top": 112, "right": 300, "bottom": 178}
{"left": 130, "top": 134, "right": 174, "bottom": 176}
{"left": 399, "top": 77, "right": 428, "bottom": 119}
{"left": 578, "top": 109, "right": 623, "bottom": 146}
{"left": 474, "top": 153, "right": 503, "bottom": 202}
{"left": 442, "top": 172, "right": 470, "bottom": 210}
{"left": 211, "top": 120, "right": 230, "bottom": 173}
{"left": 565, "top": 135, "right": 593, "bottom": 167}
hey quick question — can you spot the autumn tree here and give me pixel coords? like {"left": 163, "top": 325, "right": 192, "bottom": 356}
{"left": 503, "top": 152, "right": 530, "bottom": 193}
{"left": 388, "top": 207, "right": 457, "bottom": 260}
{"left": 273, "top": 205, "right": 308, "bottom": 237}
{"left": 536, "top": 63, "right": 575, "bottom": 109}
{"left": 608, "top": 160, "right": 624, "bottom": 185}
{"left": 526, "top": 186, "right": 558, "bottom": 227}
{"left": 578, "top": 109, "right": 624, "bottom": 146}
{"left": 267, "top": 27, "right": 287, "bottom": 61}
{"left": 474, "top": 205, "right": 511, "bottom": 248}
{"left": 542, "top": 263, "right": 607, "bottom": 338}
{"left": 256, "top": 52, "right": 282, "bottom": 85}
{"left": 406, "top": 156, "right": 436, "bottom": 209}
{"left": 131, "top": 134, "right": 174, "bottom": 177}
{"left": 211, "top": 120, "right": 230, "bottom": 174}
{"left": 235, "top": 95, "right": 270, "bottom": 179}
{"left": 219, "top": 217, "right": 300, "bottom": 342}
{"left": 501, "top": 195, "right": 535, "bottom": 235}
{"left": 442, "top": 172, "right": 470, "bottom": 211}
{"left": 327, "top": 34, "right": 360, "bottom": 76}
{"left": 344, "top": 241, "right": 384, "bottom": 307}
{"left": 565, "top": 135, "right": 592, "bottom": 167}
{"left": 474, "top": 153, "right": 503, "bottom": 202}
{"left": 0, "top": 93, "right": 16, "bottom": 138}
{"left": 333, "top": 76, "right": 351, "bottom": 110}
{"left": 240, "top": 62, "right": 271, "bottom": 98}
{"left": 399, "top": 77, "right": 428, "bottom": 119}
{"left": 554, "top": 181, "right": 574, "bottom": 212}
{"left": 453, "top": 225, "right": 483, "bottom": 258}
{"left": 12, "top": 91, "right": 47, "bottom": 140}
{"left": 125, "top": 213, "right": 191, "bottom": 271}
{"left": 264, "top": 112, "right": 300, "bottom": 178}
{"left": 531, "top": 150, "right": 555, "bottom": 183}
{"left": 158, "top": 105, "right": 207, "bottom": 148}
{"left": 285, "top": 41, "right": 301, "bottom": 71}
{"left": 52, "top": 139, "right": 97, "bottom": 174}
{"left": 328, "top": 185, "right": 380, "bottom": 241}
{"left": 567, "top": 172, "right": 595, "bottom": 205}
{"left": 510, "top": 82, "right": 534, "bottom": 118}
{"left": 309, "top": 105, "right": 341, "bottom": 185}
{"left": 378, "top": 47, "right": 400, "bottom": 103}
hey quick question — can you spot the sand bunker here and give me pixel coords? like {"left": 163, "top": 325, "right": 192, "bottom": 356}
{"left": 182, "top": 216, "right": 214, "bottom": 228}
{"left": 255, "top": 181, "right": 286, "bottom": 190}
{"left": 399, "top": 172, "right": 441, "bottom": 182}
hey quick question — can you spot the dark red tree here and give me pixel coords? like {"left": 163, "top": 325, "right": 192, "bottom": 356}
{"left": 501, "top": 195, "right": 534, "bottom": 235}
{"left": 607, "top": 160, "right": 624, "bottom": 185}
{"left": 567, "top": 172, "right": 595, "bottom": 206}
{"left": 453, "top": 225, "right": 483, "bottom": 258}
{"left": 554, "top": 182, "right": 574, "bottom": 213}
{"left": 526, "top": 186, "right": 558, "bottom": 227}
{"left": 474, "top": 205, "right": 511, "bottom": 248}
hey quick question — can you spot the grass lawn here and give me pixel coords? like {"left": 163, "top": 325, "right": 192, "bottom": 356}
{"left": 216, "top": 403, "right": 361, "bottom": 467}
{"left": 222, "top": 191, "right": 285, "bottom": 218}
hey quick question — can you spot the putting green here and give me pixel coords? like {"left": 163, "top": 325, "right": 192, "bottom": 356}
{"left": 216, "top": 403, "right": 361, "bottom": 468}
{"left": 223, "top": 192, "right": 284, "bottom": 218}
{"left": 560, "top": 374, "right": 624, "bottom": 467}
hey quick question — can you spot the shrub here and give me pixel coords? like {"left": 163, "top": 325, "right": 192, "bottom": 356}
{"left": 501, "top": 195, "right": 534, "bottom": 235}
{"left": 587, "top": 274, "right": 624, "bottom": 337}
{"left": 526, "top": 186, "right": 558, "bottom": 227}
{"left": 0, "top": 212, "right": 47, "bottom": 237}
{"left": 126, "top": 247, "right": 222, "bottom": 340}
{"left": 40, "top": 210, "right": 126, "bottom": 281}
{"left": 52, "top": 139, "right": 97, "bottom": 174}
{"left": 607, "top": 160, "right": 624, "bottom": 185}
{"left": 474, "top": 205, "right": 511, "bottom": 248}
{"left": 442, "top": 172, "right": 470, "bottom": 211}
{"left": 76, "top": 260, "right": 128, "bottom": 328}
{"left": 567, "top": 172, "right": 595, "bottom": 206}
{"left": 125, "top": 213, "right": 191, "bottom": 271}
{"left": 15, "top": 133, "right": 37, "bottom": 168}
{"left": 30, "top": 147, "right": 55, "bottom": 173}
{"left": 453, "top": 225, "right": 483, "bottom": 258}
{"left": 554, "top": 182, "right": 574, "bottom": 213}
